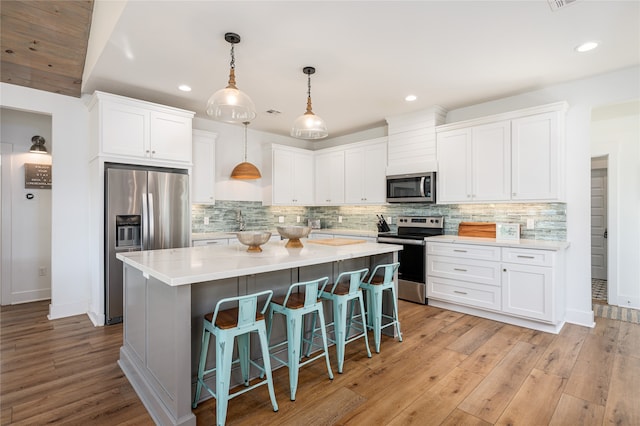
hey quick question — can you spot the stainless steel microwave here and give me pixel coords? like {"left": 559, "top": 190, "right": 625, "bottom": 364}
{"left": 386, "top": 172, "right": 436, "bottom": 203}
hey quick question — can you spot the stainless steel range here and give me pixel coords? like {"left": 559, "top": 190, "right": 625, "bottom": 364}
{"left": 377, "top": 216, "right": 444, "bottom": 304}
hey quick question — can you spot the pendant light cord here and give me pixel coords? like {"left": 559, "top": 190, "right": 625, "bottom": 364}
{"left": 243, "top": 121, "right": 249, "bottom": 161}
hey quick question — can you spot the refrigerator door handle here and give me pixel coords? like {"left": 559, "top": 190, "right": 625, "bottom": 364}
{"left": 142, "top": 192, "right": 149, "bottom": 250}
{"left": 147, "top": 192, "right": 155, "bottom": 248}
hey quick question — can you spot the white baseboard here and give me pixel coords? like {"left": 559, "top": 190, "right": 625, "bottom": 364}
{"left": 564, "top": 307, "right": 595, "bottom": 328}
{"left": 10, "top": 289, "right": 51, "bottom": 304}
{"left": 47, "top": 299, "right": 88, "bottom": 320}
{"left": 87, "top": 309, "right": 105, "bottom": 327}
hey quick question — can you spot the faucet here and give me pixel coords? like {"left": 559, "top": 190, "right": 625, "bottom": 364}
{"left": 237, "top": 210, "right": 245, "bottom": 231}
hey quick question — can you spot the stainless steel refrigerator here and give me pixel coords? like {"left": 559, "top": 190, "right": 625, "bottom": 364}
{"left": 104, "top": 163, "right": 190, "bottom": 325}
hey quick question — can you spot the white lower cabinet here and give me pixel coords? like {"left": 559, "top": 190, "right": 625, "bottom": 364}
{"left": 193, "top": 239, "right": 229, "bottom": 247}
{"left": 427, "top": 241, "right": 565, "bottom": 331}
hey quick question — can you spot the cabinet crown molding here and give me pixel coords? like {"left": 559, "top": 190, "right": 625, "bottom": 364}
{"left": 436, "top": 101, "right": 568, "bottom": 133}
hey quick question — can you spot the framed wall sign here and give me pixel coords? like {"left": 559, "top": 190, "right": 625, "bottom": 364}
{"left": 24, "top": 163, "right": 52, "bottom": 189}
{"left": 496, "top": 223, "right": 520, "bottom": 241}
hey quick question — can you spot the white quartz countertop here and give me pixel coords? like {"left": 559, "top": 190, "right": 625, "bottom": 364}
{"left": 117, "top": 239, "right": 402, "bottom": 286}
{"left": 426, "top": 235, "right": 570, "bottom": 250}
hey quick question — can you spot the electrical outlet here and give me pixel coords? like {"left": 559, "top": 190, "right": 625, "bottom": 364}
{"left": 388, "top": 216, "right": 393, "bottom": 225}
{"left": 39, "top": 267, "right": 46, "bottom": 276}
{"left": 296, "top": 216, "right": 300, "bottom": 223}
{"left": 278, "top": 216, "right": 285, "bottom": 223}
{"left": 526, "top": 218, "right": 535, "bottom": 229}
{"left": 338, "top": 216, "right": 343, "bottom": 223}
{"left": 203, "top": 217, "right": 209, "bottom": 225}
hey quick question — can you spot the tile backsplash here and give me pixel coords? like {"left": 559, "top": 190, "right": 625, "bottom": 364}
{"left": 192, "top": 201, "right": 566, "bottom": 241}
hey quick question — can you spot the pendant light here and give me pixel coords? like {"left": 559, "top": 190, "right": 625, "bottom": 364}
{"left": 290, "top": 66, "right": 328, "bottom": 139}
{"left": 29, "top": 135, "right": 47, "bottom": 153}
{"left": 230, "top": 122, "right": 261, "bottom": 180}
{"left": 206, "top": 32, "right": 256, "bottom": 123}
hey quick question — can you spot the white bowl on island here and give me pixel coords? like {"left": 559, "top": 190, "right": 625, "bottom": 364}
{"left": 236, "top": 231, "right": 272, "bottom": 253}
{"left": 277, "top": 226, "right": 311, "bottom": 248}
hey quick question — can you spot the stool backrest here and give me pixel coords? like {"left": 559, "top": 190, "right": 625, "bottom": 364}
{"left": 211, "top": 290, "right": 273, "bottom": 329}
{"left": 368, "top": 262, "right": 400, "bottom": 285}
{"left": 284, "top": 277, "right": 329, "bottom": 308}
{"left": 333, "top": 268, "right": 369, "bottom": 294}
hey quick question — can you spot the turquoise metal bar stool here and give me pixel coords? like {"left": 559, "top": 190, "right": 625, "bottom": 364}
{"left": 266, "top": 277, "right": 334, "bottom": 401}
{"left": 192, "top": 290, "right": 278, "bottom": 426}
{"left": 313, "top": 268, "right": 372, "bottom": 374}
{"left": 359, "top": 262, "right": 403, "bottom": 353}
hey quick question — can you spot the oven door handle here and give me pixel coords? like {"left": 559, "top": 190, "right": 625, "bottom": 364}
{"left": 378, "top": 237, "right": 425, "bottom": 246}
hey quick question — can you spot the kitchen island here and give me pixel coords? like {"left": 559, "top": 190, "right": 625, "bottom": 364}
{"left": 116, "top": 239, "right": 402, "bottom": 426}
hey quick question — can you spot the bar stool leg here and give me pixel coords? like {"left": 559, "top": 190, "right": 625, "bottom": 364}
{"left": 358, "top": 293, "right": 372, "bottom": 359}
{"left": 372, "top": 286, "right": 383, "bottom": 353}
{"left": 257, "top": 322, "right": 279, "bottom": 412}
{"left": 390, "top": 287, "right": 403, "bottom": 343}
{"left": 237, "top": 333, "right": 250, "bottom": 386}
{"left": 316, "top": 308, "right": 334, "bottom": 380}
{"left": 192, "top": 329, "right": 210, "bottom": 408}
{"left": 334, "top": 299, "right": 348, "bottom": 374}
{"left": 287, "top": 314, "right": 302, "bottom": 400}
{"left": 215, "top": 332, "right": 234, "bottom": 426}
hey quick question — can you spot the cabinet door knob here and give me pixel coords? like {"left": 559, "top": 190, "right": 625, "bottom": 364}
{"left": 503, "top": 268, "right": 507, "bottom": 272}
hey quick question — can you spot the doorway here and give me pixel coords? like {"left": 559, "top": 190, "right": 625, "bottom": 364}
{"left": 590, "top": 159, "right": 608, "bottom": 305}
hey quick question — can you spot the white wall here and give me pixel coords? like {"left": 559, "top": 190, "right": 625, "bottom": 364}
{"left": 0, "top": 83, "right": 91, "bottom": 319}
{"left": 0, "top": 108, "right": 53, "bottom": 304}
{"left": 445, "top": 66, "right": 640, "bottom": 327}
{"left": 591, "top": 100, "right": 640, "bottom": 308}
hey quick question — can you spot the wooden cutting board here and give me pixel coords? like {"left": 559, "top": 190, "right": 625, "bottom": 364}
{"left": 307, "top": 238, "right": 367, "bottom": 246}
{"left": 458, "top": 222, "right": 496, "bottom": 238}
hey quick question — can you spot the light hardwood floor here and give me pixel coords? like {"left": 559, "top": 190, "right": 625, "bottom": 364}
{"left": 2, "top": 300, "right": 639, "bottom": 425}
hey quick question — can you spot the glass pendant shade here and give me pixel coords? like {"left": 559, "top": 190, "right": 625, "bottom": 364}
{"left": 290, "top": 109, "right": 328, "bottom": 139}
{"left": 231, "top": 122, "right": 261, "bottom": 180}
{"left": 290, "top": 66, "right": 328, "bottom": 140}
{"left": 207, "top": 33, "right": 256, "bottom": 123}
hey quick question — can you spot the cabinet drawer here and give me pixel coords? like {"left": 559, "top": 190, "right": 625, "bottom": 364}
{"left": 427, "top": 242, "right": 501, "bottom": 261}
{"left": 428, "top": 256, "right": 501, "bottom": 286}
{"left": 427, "top": 276, "right": 501, "bottom": 311}
{"left": 193, "top": 239, "right": 228, "bottom": 247}
{"left": 502, "top": 248, "right": 554, "bottom": 266}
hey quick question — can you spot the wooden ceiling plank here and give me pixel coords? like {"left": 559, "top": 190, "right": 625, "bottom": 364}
{"left": 1, "top": 15, "right": 90, "bottom": 55}
{"left": 2, "top": 62, "right": 80, "bottom": 97}
{"left": 1, "top": 1, "right": 93, "bottom": 38}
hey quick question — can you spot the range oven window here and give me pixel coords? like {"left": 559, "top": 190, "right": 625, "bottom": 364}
{"left": 397, "top": 244, "right": 425, "bottom": 283}
{"left": 386, "top": 172, "right": 435, "bottom": 203}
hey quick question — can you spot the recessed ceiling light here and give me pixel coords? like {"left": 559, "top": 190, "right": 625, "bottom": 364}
{"left": 178, "top": 84, "right": 192, "bottom": 92}
{"left": 575, "top": 41, "right": 599, "bottom": 53}
{"left": 405, "top": 95, "right": 417, "bottom": 102}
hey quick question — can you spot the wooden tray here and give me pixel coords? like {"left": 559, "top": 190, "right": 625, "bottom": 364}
{"left": 458, "top": 222, "right": 496, "bottom": 238}
{"left": 307, "top": 238, "right": 367, "bottom": 246}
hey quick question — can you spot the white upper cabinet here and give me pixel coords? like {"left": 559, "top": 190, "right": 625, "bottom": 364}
{"left": 191, "top": 130, "right": 217, "bottom": 205}
{"left": 437, "top": 121, "right": 510, "bottom": 203}
{"left": 315, "top": 149, "right": 345, "bottom": 205}
{"left": 344, "top": 139, "right": 387, "bottom": 204}
{"left": 436, "top": 102, "right": 566, "bottom": 204}
{"left": 436, "top": 128, "right": 471, "bottom": 203}
{"left": 89, "top": 91, "right": 194, "bottom": 165}
{"left": 266, "top": 145, "right": 314, "bottom": 205}
{"left": 511, "top": 111, "right": 561, "bottom": 201}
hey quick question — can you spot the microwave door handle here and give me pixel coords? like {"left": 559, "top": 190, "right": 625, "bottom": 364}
{"left": 420, "top": 177, "right": 426, "bottom": 197}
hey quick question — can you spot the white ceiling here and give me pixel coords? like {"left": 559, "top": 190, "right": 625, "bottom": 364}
{"left": 82, "top": 0, "right": 640, "bottom": 138}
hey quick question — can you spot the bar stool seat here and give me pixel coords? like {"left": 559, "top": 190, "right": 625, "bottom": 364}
{"left": 266, "top": 277, "right": 334, "bottom": 401}
{"left": 313, "top": 268, "right": 372, "bottom": 374}
{"left": 360, "top": 262, "right": 402, "bottom": 353}
{"left": 193, "top": 290, "right": 278, "bottom": 426}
